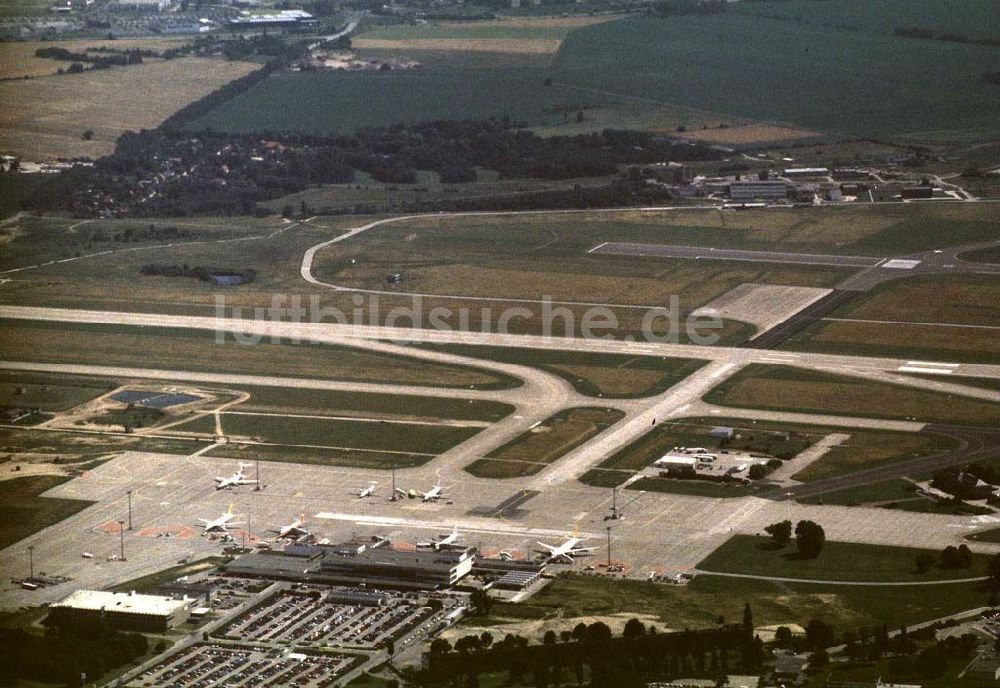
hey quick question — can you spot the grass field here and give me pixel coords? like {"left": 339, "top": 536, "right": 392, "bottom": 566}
{"left": 0, "top": 425, "right": 202, "bottom": 461}
{"left": 900, "top": 374, "right": 1000, "bottom": 393}
{"left": 796, "top": 480, "right": 992, "bottom": 516}
{"left": 698, "top": 535, "right": 992, "bottom": 583}
{"left": 578, "top": 416, "right": 945, "bottom": 489}
{"left": 488, "top": 572, "right": 995, "bottom": 632}
{"left": 960, "top": 246, "right": 1000, "bottom": 264}
{"left": 230, "top": 384, "right": 513, "bottom": 422}
{"left": 466, "top": 407, "right": 623, "bottom": 478}
{"left": 421, "top": 344, "right": 706, "bottom": 398}
{"left": 204, "top": 442, "right": 431, "bottom": 470}
{"left": 704, "top": 365, "right": 1000, "bottom": 427}
{"left": 551, "top": 13, "right": 1000, "bottom": 142}
{"left": 966, "top": 528, "right": 1000, "bottom": 544}
{"left": 784, "top": 274, "right": 1000, "bottom": 363}
{"left": 0, "top": 371, "right": 112, "bottom": 412}
{"left": 0, "top": 57, "right": 258, "bottom": 161}
{"left": 0, "top": 320, "right": 516, "bottom": 390}
{"left": 173, "top": 412, "right": 481, "bottom": 455}
{"left": 311, "top": 209, "right": 857, "bottom": 310}
{"left": 0, "top": 475, "right": 93, "bottom": 550}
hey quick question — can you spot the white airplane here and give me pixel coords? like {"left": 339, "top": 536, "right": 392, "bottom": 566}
{"left": 214, "top": 463, "right": 258, "bottom": 491}
{"left": 416, "top": 483, "right": 444, "bottom": 502}
{"left": 198, "top": 504, "right": 242, "bottom": 535}
{"left": 353, "top": 482, "right": 378, "bottom": 499}
{"left": 535, "top": 528, "right": 597, "bottom": 564}
{"left": 271, "top": 514, "right": 309, "bottom": 539}
{"left": 418, "top": 526, "right": 462, "bottom": 550}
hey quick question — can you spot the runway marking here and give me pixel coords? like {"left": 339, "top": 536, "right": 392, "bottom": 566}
{"left": 898, "top": 366, "right": 954, "bottom": 375}
{"left": 881, "top": 259, "right": 921, "bottom": 269}
{"left": 905, "top": 361, "right": 961, "bottom": 368}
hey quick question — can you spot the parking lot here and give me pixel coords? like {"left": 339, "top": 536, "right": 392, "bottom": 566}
{"left": 218, "top": 586, "right": 453, "bottom": 650}
{"left": 126, "top": 644, "right": 361, "bottom": 688}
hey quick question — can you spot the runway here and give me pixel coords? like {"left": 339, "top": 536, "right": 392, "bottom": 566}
{"left": 588, "top": 242, "right": 884, "bottom": 268}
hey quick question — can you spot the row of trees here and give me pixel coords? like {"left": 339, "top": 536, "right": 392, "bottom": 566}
{"left": 425, "top": 616, "right": 757, "bottom": 688}
{"left": 0, "top": 617, "right": 149, "bottom": 686}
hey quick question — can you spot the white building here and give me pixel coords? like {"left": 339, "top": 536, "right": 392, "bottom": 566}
{"left": 729, "top": 180, "right": 790, "bottom": 203}
{"left": 49, "top": 590, "right": 190, "bottom": 631}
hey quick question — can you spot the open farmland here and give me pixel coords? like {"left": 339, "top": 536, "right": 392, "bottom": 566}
{"left": 0, "top": 38, "right": 191, "bottom": 80}
{"left": 0, "top": 57, "right": 257, "bottom": 160}
{"left": 0, "top": 476, "right": 93, "bottom": 550}
{"left": 704, "top": 365, "right": 1000, "bottom": 427}
{"left": 735, "top": 0, "right": 1000, "bottom": 42}
{"left": 550, "top": 13, "right": 1000, "bottom": 142}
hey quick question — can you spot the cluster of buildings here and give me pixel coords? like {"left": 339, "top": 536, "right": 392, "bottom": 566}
{"left": 640, "top": 162, "right": 957, "bottom": 206}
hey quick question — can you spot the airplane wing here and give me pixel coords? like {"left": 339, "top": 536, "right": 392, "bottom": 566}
{"left": 197, "top": 518, "right": 211, "bottom": 524}
{"left": 536, "top": 542, "right": 557, "bottom": 552}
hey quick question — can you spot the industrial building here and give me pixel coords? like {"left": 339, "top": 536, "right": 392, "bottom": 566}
{"left": 228, "top": 9, "right": 317, "bottom": 30}
{"left": 223, "top": 541, "right": 476, "bottom": 589}
{"left": 729, "top": 180, "right": 790, "bottom": 203}
{"left": 48, "top": 590, "right": 190, "bottom": 631}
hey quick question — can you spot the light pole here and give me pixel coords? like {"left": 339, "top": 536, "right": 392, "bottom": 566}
{"left": 28, "top": 545, "right": 34, "bottom": 580}
{"left": 606, "top": 526, "right": 612, "bottom": 568}
{"left": 127, "top": 490, "right": 133, "bottom": 530}
{"left": 390, "top": 458, "right": 397, "bottom": 501}
{"left": 254, "top": 458, "right": 261, "bottom": 491}
{"left": 118, "top": 520, "right": 126, "bottom": 562}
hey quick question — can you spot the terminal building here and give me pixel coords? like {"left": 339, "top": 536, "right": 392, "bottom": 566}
{"left": 223, "top": 541, "right": 476, "bottom": 589}
{"left": 49, "top": 590, "right": 190, "bottom": 632}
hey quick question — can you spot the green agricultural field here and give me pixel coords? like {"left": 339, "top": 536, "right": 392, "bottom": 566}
{"left": 422, "top": 344, "right": 706, "bottom": 398}
{"left": 0, "top": 320, "right": 517, "bottom": 390}
{"left": 173, "top": 412, "right": 481, "bottom": 455}
{"left": 467, "top": 407, "right": 623, "bottom": 478}
{"left": 0, "top": 476, "right": 93, "bottom": 549}
{"left": 551, "top": 14, "right": 1000, "bottom": 142}
{"left": 698, "top": 535, "right": 992, "bottom": 583}
{"left": 488, "top": 572, "right": 996, "bottom": 632}
{"left": 735, "top": 0, "right": 1000, "bottom": 42}
{"left": 186, "top": 68, "right": 570, "bottom": 136}
{"left": 704, "top": 365, "right": 1000, "bottom": 427}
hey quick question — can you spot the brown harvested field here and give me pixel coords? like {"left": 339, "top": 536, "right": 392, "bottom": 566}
{"left": 353, "top": 38, "right": 563, "bottom": 54}
{"left": 466, "top": 407, "right": 624, "bottom": 478}
{"left": 678, "top": 123, "right": 821, "bottom": 144}
{"left": 0, "top": 38, "right": 191, "bottom": 79}
{"left": 705, "top": 365, "right": 1000, "bottom": 427}
{"left": 0, "top": 57, "right": 257, "bottom": 160}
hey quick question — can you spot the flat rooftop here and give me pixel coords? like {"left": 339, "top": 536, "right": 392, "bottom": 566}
{"left": 52, "top": 590, "right": 188, "bottom": 616}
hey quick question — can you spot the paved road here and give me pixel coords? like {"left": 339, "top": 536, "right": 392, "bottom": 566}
{"left": 589, "top": 242, "right": 884, "bottom": 268}
{"left": 745, "top": 289, "right": 859, "bottom": 348}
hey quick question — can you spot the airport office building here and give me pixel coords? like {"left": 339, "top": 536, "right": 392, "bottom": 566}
{"left": 49, "top": 590, "right": 191, "bottom": 632}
